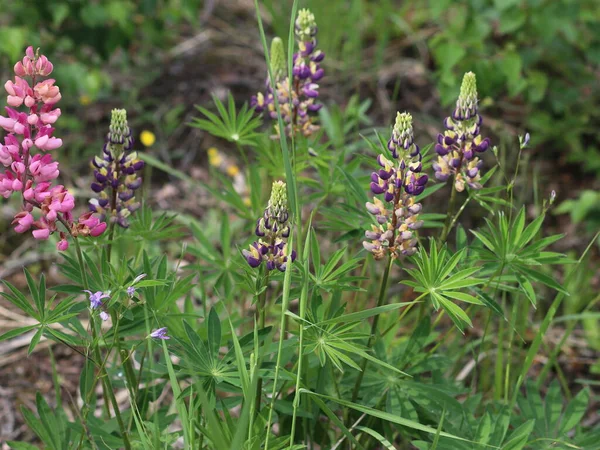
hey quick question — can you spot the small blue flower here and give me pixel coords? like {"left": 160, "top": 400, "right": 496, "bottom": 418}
{"left": 127, "top": 273, "right": 146, "bottom": 297}
{"left": 150, "top": 327, "right": 170, "bottom": 340}
{"left": 84, "top": 290, "right": 110, "bottom": 309}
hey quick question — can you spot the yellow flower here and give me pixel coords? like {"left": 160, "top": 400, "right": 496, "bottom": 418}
{"left": 140, "top": 130, "right": 156, "bottom": 147}
{"left": 207, "top": 147, "right": 223, "bottom": 167}
{"left": 226, "top": 165, "right": 240, "bottom": 177}
{"left": 79, "top": 94, "right": 91, "bottom": 106}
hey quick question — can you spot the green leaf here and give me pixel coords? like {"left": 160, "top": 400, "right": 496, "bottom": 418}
{"left": 559, "top": 388, "right": 589, "bottom": 435}
{"left": 515, "top": 266, "right": 569, "bottom": 295}
{"left": 28, "top": 327, "right": 44, "bottom": 356}
{"left": 208, "top": 307, "right": 222, "bottom": 362}
{"left": 443, "top": 291, "right": 484, "bottom": 305}
{"left": 313, "top": 302, "right": 415, "bottom": 326}
{"left": 356, "top": 426, "right": 395, "bottom": 449}
{"left": 299, "top": 390, "right": 478, "bottom": 444}
{"left": 0, "top": 325, "right": 38, "bottom": 342}
{"left": 502, "top": 420, "right": 534, "bottom": 450}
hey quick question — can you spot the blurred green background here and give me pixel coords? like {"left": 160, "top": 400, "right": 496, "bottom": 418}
{"left": 0, "top": 0, "right": 599, "bottom": 239}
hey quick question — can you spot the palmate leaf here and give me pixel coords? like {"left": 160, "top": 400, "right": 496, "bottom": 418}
{"left": 300, "top": 390, "right": 481, "bottom": 445}
{"left": 403, "top": 240, "right": 485, "bottom": 332}
{"left": 512, "top": 380, "right": 591, "bottom": 449}
{"left": 471, "top": 207, "right": 570, "bottom": 306}
{"left": 190, "top": 92, "right": 262, "bottom": 147}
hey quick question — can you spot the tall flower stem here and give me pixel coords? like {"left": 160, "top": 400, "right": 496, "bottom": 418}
{"left": 73, "top": 236, "right": 131, "bottom": 450}
{"left": 351, "top": 255, "right": 393, "bottom": 403}
{"left": 439, "top": 176, "right": 458, "bottom": 244}
{"left": 105, "top": 184, "right": 118, "bottom": 261}
{"left": 254, "top": 271, "right": 270, "bottom": 416}
{"left": 264, "top": 239, "right": 293, "bottom": 450}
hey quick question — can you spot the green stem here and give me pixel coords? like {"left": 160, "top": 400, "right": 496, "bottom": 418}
{"left": 264, "top": 251, "right": 294, "bottom": 450}
{"left": 439, "top": 178, "right": 458, "bottom": 243}
{"left": 351, "top": 256, "right": 393, "bottom": 403}
{"left": 289, "top": 254, "right": 309, "bottom": 449}
{"left": 254, "top": 271, "right": 270, "bottom": 416}
{"left": 74, "top": 237, "right": 131, "bottom": 450}
{"left": 106, "top": 221, "right": 116, "bottom": 262}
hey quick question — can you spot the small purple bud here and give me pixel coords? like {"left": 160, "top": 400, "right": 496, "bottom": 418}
{"left": 435, "top": 171, "right": 450, "bottom": 182}
{"left": 435, "top": 144, "right": 449, "bottom": 156}
{"left": 363, "top": 242, "right": 380, "bottom": 252}
{"left": 467, "top": 168, "right": 479, "bottom": 178}
{"left": 365, "top": 230, "right": 380, "bottom": 240}
{"left": 150, "top": 327, "right": 170, "bottom": 340}
{"left": 311, "top": 51, "right": 325, "bottom": 62}
{"left": 370, "top": 182, "right": 385, "bottom": 195}
{"left": 365, "top": 202, "right": 381, "bottom": 215}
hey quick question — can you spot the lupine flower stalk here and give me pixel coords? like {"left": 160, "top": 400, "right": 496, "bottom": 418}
{"left": 0, "top": 46, "right": 106, "bottom": 250}
{"left": 251, "top": 9, "right": 325, "bottom": 138}
{"left": 363, "top": 112, "right": 427, "bottom": 259}
{"left": 89, "top": 109, "right": 144, "bottom": 228}
{"left": 433, "top": 72, "right": 491, "bottom": 192}
{"left": 243, "top": 181, "right": 296, "bottom": 271}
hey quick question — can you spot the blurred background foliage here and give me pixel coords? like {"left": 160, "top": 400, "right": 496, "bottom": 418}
{"left": 0, "top": 0, "right": 598, "bottom": 238}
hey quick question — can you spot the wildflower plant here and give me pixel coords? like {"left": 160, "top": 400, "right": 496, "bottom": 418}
{"left": 433, "top": 72, "right": 491, "bottom": 192}
{"left": 243, "top": 180, "right": 296, "bottom": 271}
{"left": 252, "top": 8, "right": 325, "bottom": 138}
{"left": 89, "top": 108, "right": 144, "bottom": 229}
{"left": 0, "top": 46, "right": 106, "bottom": 250}
{"left": 1, "top": 9, "right": 598, "bottom": 450}
{"left": 363, "top": 112, "right": 427, "bottom": 259}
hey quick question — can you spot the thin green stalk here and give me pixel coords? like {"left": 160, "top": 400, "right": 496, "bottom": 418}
{"left": 264, "top": 235, "right": 294, "bottom": 450}
{"left": 74, "top": 237, "right": 131, "bottom": 450}
{"left": 537, "top": 294, "right": 600, "bottom": 387}
{"left": 254, "top": 271, "right": 270, "bottom": 416}
{"left": 351, "top": 256, "right": 393, "bottom": 403}
{"left": 494, "top": 290, "right": 507, "bottom": 400}
{"left": 439, "top": 177, "right": 458, "bottom": 243}
{"left": 289, "top": 267, "right": 309, "bottom": 449}
{"left": 504, "top": 295, "right": 520, "bottom": 402}
{"left": 253, "top": 0, "right": 301, "bottom": 260}
{"left": 289, "top": 220, "right": 312, "bottom": 449}
{"left": 48, "top": 346, "right": 61, "bottom": 404}
{"left": 508, "top": 232, "right": 599, "bottom": 411}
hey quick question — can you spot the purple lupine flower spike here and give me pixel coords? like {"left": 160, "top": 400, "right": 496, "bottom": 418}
{"left": 251, "top": 9, "right": 325, "bottom": 139}
{"left": 243, "top": 181, "right": 295, "bottom": 272}
{"left": 363, "top": 112, "right": 425, "bottom": 260}
{"left": 150, "top": 327, "right": 170, "bottom": 340}
{"left": 433, "top": 72, "right": 491, "bottom": 192}
{"left": 89, "top": 109, "right": 144, "bottom": 228}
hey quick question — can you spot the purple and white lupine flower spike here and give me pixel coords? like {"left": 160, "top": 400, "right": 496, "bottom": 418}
{"left": 251, "top": 9, "right": 325, "bottom": 139}
{"left": 89, "top": 109, "right": 144, "bottom": 228}
{"left": 363, "top": 112, "right": 426, "bottom": 260}
{"left": 243, "top": 181, "right": 296, "bottom": 272}
{"left": 433, "top": 72, "right": 491, "bottom": 192}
